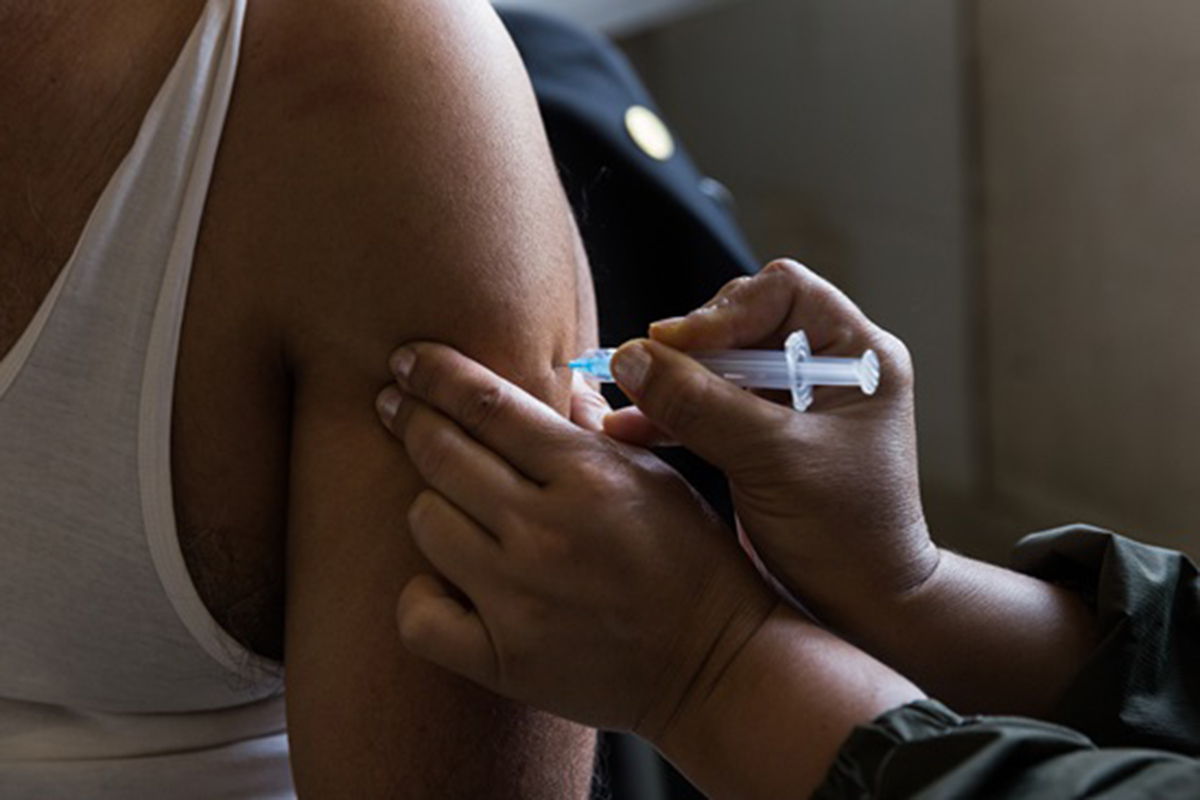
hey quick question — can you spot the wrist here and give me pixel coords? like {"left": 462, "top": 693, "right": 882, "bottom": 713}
{"left": 642, "top": 598, "right": 783, "bottom": 754}
{"left": 794, "top": 517, "right": 941, "bottom": 636}
{"left": 850, "top": 550, "right": 1101, "bottom": 715}
{"left": 649, "top": 603, "right": 923, "bottom": 800}
{"left": 633, "top": 577, "right": 776, "bottom": 746}
{"left": 826, "top": 543, "right": 961, "bottom": 657}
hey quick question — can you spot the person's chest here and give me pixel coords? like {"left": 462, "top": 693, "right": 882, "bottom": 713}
{"left": 0, "top": 9, "right": 293, "bottom": 663}
{"left": 172, "top": 216, "right": 292, "bottom": 660}
{"left": 0, "top": 197, "right": 293, "bottom": 665}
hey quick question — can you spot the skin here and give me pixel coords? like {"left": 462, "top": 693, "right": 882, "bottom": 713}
{"left": 377, "top": 349, "right": 923, "bottom": 799}
{"left": 376, "top": 261, "right": 1104, "bottom": 796}
{"left": 604, "top": 260, "right": 1101, "bottom": 717}
{"left": 3, "top": 0, "right": 595, "bottom": 795}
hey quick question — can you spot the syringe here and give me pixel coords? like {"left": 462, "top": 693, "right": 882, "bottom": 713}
{"left": 568, "top": 330, "right": 880, "bottom": 412}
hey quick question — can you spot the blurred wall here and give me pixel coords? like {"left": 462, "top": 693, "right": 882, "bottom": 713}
{"left": 620, "top": 0, "right": 979, "bottom": 513}
{"left": 979, "top": 1, "right": 1200, "bottom": 555}
{"left": 618, "top": 0, "right": 1200, "bottom": 559}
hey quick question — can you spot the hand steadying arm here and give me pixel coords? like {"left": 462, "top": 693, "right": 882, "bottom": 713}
{"left": 377, "top": 342, "right": 925, "bottom": 800}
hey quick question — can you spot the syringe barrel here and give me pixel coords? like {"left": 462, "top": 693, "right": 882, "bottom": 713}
{"left": 796, "top": 358, "right": 866, "bottom": 387}
{"left": 689, "top": 351, "right": 792, "bottom": 390}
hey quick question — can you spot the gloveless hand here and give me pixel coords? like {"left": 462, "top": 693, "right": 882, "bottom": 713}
{"left": 603, "top": 259, "right": 937, "bottom": 631}
{"left": 376, "top": 346, "right": 775, "bottom": 739}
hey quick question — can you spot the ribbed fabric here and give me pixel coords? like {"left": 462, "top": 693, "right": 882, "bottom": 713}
{"left": 0, "top": 1, "right": 293, "bottom": 795}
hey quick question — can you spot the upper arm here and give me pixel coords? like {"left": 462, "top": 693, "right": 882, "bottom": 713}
{"left": 223, "top": 0, "right": 595, "bottom": 794}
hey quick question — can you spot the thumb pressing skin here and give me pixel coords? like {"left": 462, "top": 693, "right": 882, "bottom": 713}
{"left": 569, "top": 371, "right": 611, "bottom": 433}
{"left": 609, "top": 339, "right": 795, "bottom": 475}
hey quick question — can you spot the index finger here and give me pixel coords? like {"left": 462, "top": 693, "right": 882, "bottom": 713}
{"left": 649, "top": 259, "right": 879, "bottom": 357}
{"left": 387, "top": 342, "right": 580, "bottom": 483}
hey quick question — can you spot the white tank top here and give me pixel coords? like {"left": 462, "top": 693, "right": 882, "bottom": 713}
{"left": 0, "top": 1, "right": 293, "bottom": 795}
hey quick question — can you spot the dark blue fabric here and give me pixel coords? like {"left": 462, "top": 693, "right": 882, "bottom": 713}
{"left": 501, "top": 8, "right": 757, "bottom": 284}
{"left": 500, "top": 8, "right": 756, "bottom": 349}
{"left": 500, "top": 8, "right": 759, "bottom": 533}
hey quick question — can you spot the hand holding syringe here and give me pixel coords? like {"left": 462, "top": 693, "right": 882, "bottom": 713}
{"left": 568, "top": 330, "right": 880, "bottom": 411}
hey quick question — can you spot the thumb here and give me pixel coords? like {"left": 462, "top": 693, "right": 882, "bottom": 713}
{"left": 609, "top": 340, "right": 795, "bottom": 475}
{"left": 569, "top": 371, "right": 611, "bottom": 433}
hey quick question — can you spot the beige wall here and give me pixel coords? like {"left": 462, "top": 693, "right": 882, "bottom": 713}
{"left": 980, "top": 1, "right": 1200, "bottom": 554}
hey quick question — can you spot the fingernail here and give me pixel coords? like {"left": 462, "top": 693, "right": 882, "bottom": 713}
{"left": 390, "top": 348, "right": 416, "bottom": 383}
{"left": 649, "top": 316, "right": 687, "bottom": 337}
{"left": 611, "top": 344, "right": 651, "bottom": 395}
{"left": 377, "top": 386, "right": 403, "bottom": 422}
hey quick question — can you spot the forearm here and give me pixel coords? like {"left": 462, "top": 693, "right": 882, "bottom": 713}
{"left": 841, "top": 550, "right": 1100, "bottom": 717}
{"left": 651, "top": 603, "right": 924, "bottom": 800}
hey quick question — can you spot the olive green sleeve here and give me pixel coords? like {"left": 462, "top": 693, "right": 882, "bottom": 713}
{"left": 1011, "top": 525, "right": 1200, "bottom": 752}
{"left": 815, "top": 527, "right": 1200, "bottom": 798}
{"left": 814, "top": 700, "right": 1200, "bottom": 799}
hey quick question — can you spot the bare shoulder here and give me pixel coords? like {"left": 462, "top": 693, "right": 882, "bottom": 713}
{"left": 218, "top": 0, "right": 578, "bottom": 385}
{"left": 240, "top": 0, "right": 523, "bottom": 134}
{"left": 244, "top": 0, "right": 516, "bottom": 93}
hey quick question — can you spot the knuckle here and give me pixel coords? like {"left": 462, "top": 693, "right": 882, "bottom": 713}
{"left": 722, "top": 274, "right": 755, "bottom": 295}
{"left": 456, "top": 382, "right": 508, "bottom": 434}
{"left": 709, "top": 275, "right": 754, "bottom": 306}
{"left": 872, "top": 329, "right": 916, "bottom": 390}
{"left": 761, "top": 259, "right": 815, "bottom": 294}
{"left": 762, "top": 257, "right": 806, "bottom": 278}
{"left": 696, "top": 276, "right": 751, "bottom": 314}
